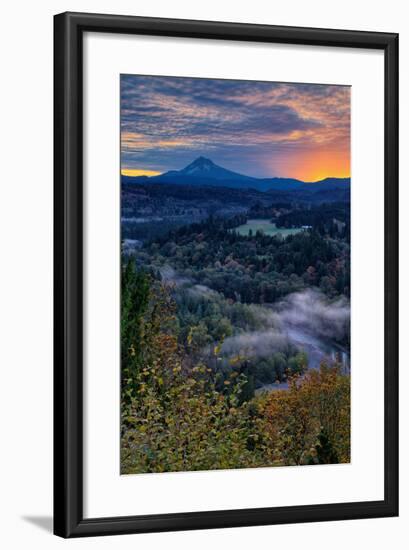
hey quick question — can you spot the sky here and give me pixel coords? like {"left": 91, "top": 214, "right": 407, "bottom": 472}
{"left": 121, "top": 75, "right": 350, "bottom": 182}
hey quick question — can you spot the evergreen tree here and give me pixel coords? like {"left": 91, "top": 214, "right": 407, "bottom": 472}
{"left": 315, "top": 427, "right": 339, "bottom": 464}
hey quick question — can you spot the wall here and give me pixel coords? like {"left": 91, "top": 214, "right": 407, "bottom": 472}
{"left": 0, "top": 1, "right": 406, "bottom": 548}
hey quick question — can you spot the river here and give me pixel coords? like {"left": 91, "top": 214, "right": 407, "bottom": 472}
{"left": 259, "top": 323, "right": 350, "bottom": 392}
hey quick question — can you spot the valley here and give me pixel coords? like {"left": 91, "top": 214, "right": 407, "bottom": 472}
{"left": 120, "top": 71, "right": 352, "bottom": 473}
{"left": 121, "top": 157, "right": 350, "bottom": 393}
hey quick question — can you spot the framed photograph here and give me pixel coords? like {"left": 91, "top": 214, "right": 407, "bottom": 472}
{"left": 54, "top": 12, "right": 398, "bottom": 537}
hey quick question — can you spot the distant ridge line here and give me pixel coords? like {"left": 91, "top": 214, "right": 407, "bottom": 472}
{"left": 122, "top": 157, "right": 350, "bottom": 193}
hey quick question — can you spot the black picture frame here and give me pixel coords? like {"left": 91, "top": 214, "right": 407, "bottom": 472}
{"left": 54, "top": 11, "right": 399, "bottom": 538}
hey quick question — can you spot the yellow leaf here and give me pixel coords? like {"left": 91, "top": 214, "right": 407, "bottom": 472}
{"left": 213, "top": 343, "right": 222, "bottom": 356}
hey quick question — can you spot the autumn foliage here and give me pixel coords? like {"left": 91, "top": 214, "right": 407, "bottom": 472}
{"left": 121, "top": 262, "right": 350, "bottom": 474}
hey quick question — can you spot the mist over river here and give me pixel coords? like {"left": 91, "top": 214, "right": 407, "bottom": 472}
{"left": 253, "top": 291, "right": 350, "bottom": 391}
{"left": 159, "top": 267, "right": 351, "bottom": 392}
{"left": 259, "top": 321, "right": 350, "bottom": 392}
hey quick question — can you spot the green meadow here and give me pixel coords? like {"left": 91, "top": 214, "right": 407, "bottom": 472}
{"left": 231, "top": 219, "right": 304, "bottom": 237}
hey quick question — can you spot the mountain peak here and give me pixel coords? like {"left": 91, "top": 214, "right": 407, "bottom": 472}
{"left": 192, "top": 156, "right": 214, "bottom": 165}
{"left": 182, "top": 157, "right": 216, "bottom": 174}
{"left": 174, "top": 156, "right": 255, "bottom": 181}
{"left": 126, "top": 158, "right": 350, "bottom": 194}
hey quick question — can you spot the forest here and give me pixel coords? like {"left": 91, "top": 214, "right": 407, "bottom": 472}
{"left": 121, "top": 199, "right": 351, "bottom": 473}
{"left": 139, "top": 214, "right": 350, "bottom": 302}
{"left": 119, "top": 75, "right": 351, "bottom": 474}
{"left": 121, "top": 263, "right": 350, "bottom": 473}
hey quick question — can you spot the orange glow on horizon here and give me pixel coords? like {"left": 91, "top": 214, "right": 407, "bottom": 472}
{"left": 273, "top": 148, "right": 350, "bottom": 182}
{"left": 121, "top": 168, "right": 162, "bottom": 177}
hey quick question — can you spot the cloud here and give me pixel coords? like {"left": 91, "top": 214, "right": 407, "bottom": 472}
{"left": 187, "top": 284, "right": 219, "bottom": 299}
{"left": 159, "top": 265, "right": 192, "bottom": 287}
{"left": 157, "top": 265, "right": 349, "bottom": 362}
{"left": 215, "top": 289, "right": 350, "bottom": 361}
{"left": 277, "top": 289, "right": 350, "bottom": 341}
{"left": 220, "top": 329, "right": 288, "bottom": 358}
{"left": 120, "top": 75, "right": 350, "bottom": 178}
